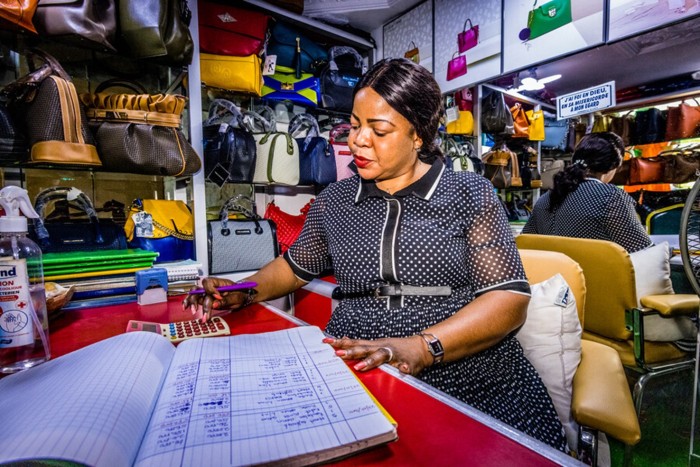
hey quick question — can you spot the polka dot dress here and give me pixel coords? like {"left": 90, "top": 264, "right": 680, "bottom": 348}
{"left": 522, "top": 178, "right": 652, "bottom": 252}
{"left": 285, "top": 160, "right": 568, "bottom": 452}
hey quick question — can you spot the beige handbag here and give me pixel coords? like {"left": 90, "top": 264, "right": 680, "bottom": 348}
{"left": 252, "top": 132, "right": 300, "bottom": 185}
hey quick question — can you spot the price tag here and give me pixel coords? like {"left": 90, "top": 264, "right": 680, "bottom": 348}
{"left": 263, "top": 55, "right": 277, "bottom": 75}
{"left": 132, "top": 211, "right": 154, "bottom": 238}
{"left": 445, "top": 106, "right": 459, "bottom": 124}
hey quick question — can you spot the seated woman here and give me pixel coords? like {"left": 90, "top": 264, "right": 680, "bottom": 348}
{"left": 186, "top": 58, "right": 567, "bottom": 452}
{"left": 523, "top": 132, "right": 652, "bottom": 252}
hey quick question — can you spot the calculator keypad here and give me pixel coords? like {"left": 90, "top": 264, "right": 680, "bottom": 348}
{"left": 164, "top": 317, "right": 230, "bottom": 343}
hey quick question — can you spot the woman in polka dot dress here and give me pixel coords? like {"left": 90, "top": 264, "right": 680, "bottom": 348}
{"left": 523, "top": 132, "right": 652, "bottom": 253}
{"left": 187, "top": 58, "right": 568, "bottom": 452}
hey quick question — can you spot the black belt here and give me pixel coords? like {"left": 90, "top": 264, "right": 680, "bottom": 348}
{"left": 332, "top": 284, "right": 452, "bottom": 300}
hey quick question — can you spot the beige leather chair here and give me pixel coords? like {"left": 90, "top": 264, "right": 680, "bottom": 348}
{"left": 519, "top": 249, "right": 641, "bottom": 465}
{"left": 516, "top": 234, "right": 698, "bottom": 424}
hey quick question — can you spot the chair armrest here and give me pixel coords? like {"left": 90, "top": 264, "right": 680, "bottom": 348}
{"left": 572, "top": 340, "right": 641, "bottom": 446}
{"left": 639, "top": 294, "right": 700, "bottom": 317}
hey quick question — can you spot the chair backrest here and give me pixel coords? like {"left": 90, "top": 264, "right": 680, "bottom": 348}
{"left": 645, "top": 204, "right": 683, "bottom": 235}
{"left": 519, "top": 249, "right": 586, "bottom": 326}
{"left": 516, "top": 234, "right": 637, "bottom": 341}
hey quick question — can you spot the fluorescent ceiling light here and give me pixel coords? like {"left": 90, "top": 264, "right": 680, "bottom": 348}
{"left": 517, "top": 72, "right": 562, "bottom": 91}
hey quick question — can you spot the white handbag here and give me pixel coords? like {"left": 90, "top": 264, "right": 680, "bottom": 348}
{"left": 252, "top": 132, "right": 300, "bottom": 185}
{"left": 244, "top": 108, "right": 301, "bottom": 186}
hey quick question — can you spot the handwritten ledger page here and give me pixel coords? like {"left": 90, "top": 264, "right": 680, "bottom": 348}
{"left": 136, "top": 326, "right": 396, "bottom": 466}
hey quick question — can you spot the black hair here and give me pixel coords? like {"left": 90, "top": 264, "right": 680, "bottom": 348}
{"left": 353, "top": 58, "right": 443, "bottom": 163}
{"left": 548, "top": 131, "right": 624, "bottom": 212}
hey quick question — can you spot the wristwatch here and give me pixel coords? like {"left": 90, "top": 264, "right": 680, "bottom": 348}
{"left": 418, "top": 332, "right": 444, "bottom": 364}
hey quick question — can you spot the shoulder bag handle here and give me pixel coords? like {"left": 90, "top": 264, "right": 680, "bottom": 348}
{"left": 463, "top": 19, "right": 474, "bottom": 31}
{"left": 32, "top": 187, "right": 105, "bottom": 248}
{"left": 94, "top": 79, "right": 148, "bottom": 94}
{"left": 289, "top": 113, "right": 321, "bottom": 150}
{"left": 242, "top": 107, "right": 277, "bottom": 133}
{"left": 328, "top": 46, "right": 364, "bottom": 70}
{"left": 329, "top": 123, "right": 352, "bottom": 144}
{"left": 205, "top": 99, "right": 245, "bottom": 127}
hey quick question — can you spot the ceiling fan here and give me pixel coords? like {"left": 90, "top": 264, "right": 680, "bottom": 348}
{"left": 516, "top": 68, "right": 562, "bottom": 91}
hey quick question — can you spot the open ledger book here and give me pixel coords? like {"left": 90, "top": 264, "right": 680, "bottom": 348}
{"left": 0, "top": 326, "right": 397, "bottom": 466}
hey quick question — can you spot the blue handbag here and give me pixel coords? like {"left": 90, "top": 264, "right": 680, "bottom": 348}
{"left": 542, "top": 116, "right": 569, "bottom": 151}
{"left": 262, "top": 65, "right": 321, "bottom": 107}
{"left": 267, "top": 21, "right": 328, "bottom": 76}
{"left": 289, "top": 114, "right": 337, "bottom": 185}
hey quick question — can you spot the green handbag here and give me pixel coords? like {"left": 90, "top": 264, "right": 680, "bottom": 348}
{"left": 525, "top": 0, "right": 572, "bottom": 40}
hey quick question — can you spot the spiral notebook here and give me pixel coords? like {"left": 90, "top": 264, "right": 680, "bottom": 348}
{"left": 158, "top": 259, "right": 203, "bottom": 282}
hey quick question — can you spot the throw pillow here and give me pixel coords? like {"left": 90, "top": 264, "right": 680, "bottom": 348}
{"left": 629, "top": 242, "right": 696, "bottom": 342}
{"left": 516, "top": 273, "right": 582, "bottom": 450}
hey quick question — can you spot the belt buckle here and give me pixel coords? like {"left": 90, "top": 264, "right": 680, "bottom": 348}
{"left": 373, "top": 287, "right": 384, "bottom": 299}
{"left": 374, "top": 284, "right": 397, "bottom": 298}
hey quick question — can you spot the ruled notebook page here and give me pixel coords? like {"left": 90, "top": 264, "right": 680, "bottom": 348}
{"left": 0, "top": 332, "right": 175, "bottom": 466}
{"left": 135, "top": 326, "right": 397, "bottom": 467}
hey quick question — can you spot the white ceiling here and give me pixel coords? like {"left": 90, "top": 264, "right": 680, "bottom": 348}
{"left": 301, "top": 1, "right": 700, "bottom": 104}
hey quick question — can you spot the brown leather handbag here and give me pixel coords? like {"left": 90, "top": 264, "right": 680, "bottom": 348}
{"left": 483, "top": 145, "right": 522, "bottom": 189}
{"left": 32, "top": 0, "right": 117, "bottom": 52}
{"left": 0, "top": 0, "right": 38, "bottom": 32}
{"left": 660, "top": 149, "right": 700, "bottom": 183}
{"left": 80, "top": 77, "right": 201, "bottom": 176}
{"left": 510, "top": 103, "right": 529, "bottom": 139}
{"left": 666, "top": 100, "right": 700, "bottom": 141}
{"left": 628, "top": 157, "right": 666, "bottom": 185}
{"left": 2, "top": 48, "right": 100, "bottom": 167}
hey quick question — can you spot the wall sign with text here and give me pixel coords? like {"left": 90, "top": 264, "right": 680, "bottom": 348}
{"left": 557, "top": 81, "right": 616, "bottom": 119}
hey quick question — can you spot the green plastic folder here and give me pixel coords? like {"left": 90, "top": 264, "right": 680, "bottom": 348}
{"left": 42, "top": 249, "right": 159, "bottom": 266}
{"left": 44, "top": 260, "right": 156, "bottom": 277}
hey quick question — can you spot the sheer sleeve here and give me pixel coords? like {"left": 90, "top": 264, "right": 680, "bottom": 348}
{"left": 463, "top": 178, "right": 530, "bottom": 296}
{"left": 283, "top": 193, "right": 332, "bottom": 282}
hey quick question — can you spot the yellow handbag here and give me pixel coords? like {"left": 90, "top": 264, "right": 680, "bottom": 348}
{"left": 526, "top": 109, "right": 545, "bottom": 141}
{"left": 124, "top": 199, "right": 195, "bottom": 262}
{"left": 446, "top": 110, "right": 474, "bottom": 135}
{"left": 200, "top": 53, "right": 262, "bottom": 96}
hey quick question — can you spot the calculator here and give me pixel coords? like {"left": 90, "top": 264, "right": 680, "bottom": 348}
{"left": 126, "top": 316, "right": 231, "bottom": 343}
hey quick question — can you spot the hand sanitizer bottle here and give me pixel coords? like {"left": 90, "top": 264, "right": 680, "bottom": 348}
{"left": 0, "top": 186, "right": 50, "bottom": 373}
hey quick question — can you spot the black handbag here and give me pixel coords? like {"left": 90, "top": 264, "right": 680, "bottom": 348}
{"left": 29, "top": 186, "right": 127, "bottom": 253}
{"left": 33, "top": 0, "right": 118, "bottom": 52}
{"left": 118, "top": 0, "right": 194, "bottom": 66}
{"left": 634, "top": 108, "right": 667, "bottom": 145}
{"left": 202, "top": 99, "right": 256, "bottom": 185}
{"left": 320, "top": 46, "right": 364, "bottom": 114}
{"left": 0, "top": 102, "right": 28, "bottom": 163}
{"left": 480, "top": 90, "right": 514, "bottom": 135}
{"left": 289, "top": 113, "right": 336, "bottom": 185}
{"left": 208, "top": 195, "right": 279, "bottom": 274}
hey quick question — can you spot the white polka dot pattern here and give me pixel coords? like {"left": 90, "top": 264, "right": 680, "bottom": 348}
{"left": 285, "top": 163, "right": 567, "bottom": 451}
{"left": 522, "top": 180, "right": 653, "bottom": 253}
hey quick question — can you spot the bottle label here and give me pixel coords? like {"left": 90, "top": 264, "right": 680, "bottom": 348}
{"left": 0, "top": 259, "right": 34, "bottom": 348}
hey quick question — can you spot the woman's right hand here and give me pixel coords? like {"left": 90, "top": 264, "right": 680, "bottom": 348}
{"left": 182, "top": 277, "right": 249, "bottom": 322}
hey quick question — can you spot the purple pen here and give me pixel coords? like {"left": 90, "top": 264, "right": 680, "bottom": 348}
{"left": 188, "top": 281, "right": 258, "bottom": 295}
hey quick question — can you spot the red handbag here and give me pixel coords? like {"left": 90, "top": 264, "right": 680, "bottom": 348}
{"left": 198, "top": 1, "right": 269, "bottom": 56}
{"left": 264, "top": 200, "right": 313, "bottom": 254}
{"left": 458, "top": 19, "right": 479, "bottom": 53}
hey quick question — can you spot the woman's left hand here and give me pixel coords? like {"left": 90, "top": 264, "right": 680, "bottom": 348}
{"left": 323, "top": 335, "right": 432, "bottom": 376}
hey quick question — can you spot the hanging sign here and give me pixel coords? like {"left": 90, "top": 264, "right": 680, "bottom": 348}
{"left": 556, "top": 81, "right": 616, "bottom": 120}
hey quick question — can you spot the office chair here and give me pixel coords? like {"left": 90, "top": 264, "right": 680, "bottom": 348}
{"left": 519, "top": 249, "right": 641, "bottom": 466}
{"left": 516, "top": 234, "right": 698, "bottom": 424}
{"left": 646, "top": 203, "right": 684, "bottom": 235}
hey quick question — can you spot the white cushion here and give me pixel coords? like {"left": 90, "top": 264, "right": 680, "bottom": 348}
{"left": 629, "top": 242, "right": 696, "bottom": 342}
{"left": 516, "top": 273, "right": 582, "bottom": 450}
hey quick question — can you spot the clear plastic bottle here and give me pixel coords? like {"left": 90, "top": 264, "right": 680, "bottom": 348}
{"left": 0, "top": 186, "right": 50, "bottom": 373}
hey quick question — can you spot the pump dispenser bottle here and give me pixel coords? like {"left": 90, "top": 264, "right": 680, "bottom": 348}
{"left": 0, "top": 186, "right": 50, "bottom": 373}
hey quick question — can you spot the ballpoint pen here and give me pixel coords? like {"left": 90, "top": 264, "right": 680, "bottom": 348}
{"left": 187, "top": 281, "right": 258, "bottom": 295}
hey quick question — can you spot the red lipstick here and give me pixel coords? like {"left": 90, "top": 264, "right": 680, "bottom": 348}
{"left": 353, "top": 155, "right": 371, "bottom": 168}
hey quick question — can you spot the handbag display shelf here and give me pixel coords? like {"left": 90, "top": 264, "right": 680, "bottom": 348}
{"left": 123, "top": 198, "right": 195, "bottom": 263}
{"left": 202, "top": 99, "right": 257, "bottom": 185}
{"left": 198, "top": 1, "right": 269, "bottom": 56}
{"left": 2, "top": 48, "right": 101, "bottom": 168}
{"left": 208, "top": 194, "right": 279, "bottom": 275}
{"left": 29, "top": 186, "right": 127, "bottom": 253}
{"left": 80, "top": 77, "right": 201, "bottom": 177}
{"left": 289, "top": 113, "right": 336, "bottom": 185}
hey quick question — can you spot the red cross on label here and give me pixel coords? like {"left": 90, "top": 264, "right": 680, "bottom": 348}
{"left": 17, "top": 301, "right": 27, "bottom": 309}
